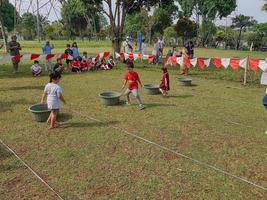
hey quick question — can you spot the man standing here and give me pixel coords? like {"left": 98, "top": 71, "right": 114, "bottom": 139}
{"left": 42, "top": 41, "right": 54, "bottom": 71}
{"left": 123, "top": 36, "right": 133, "bottom": 54}
{"left": 7, "top": 35, "right": 21, "bottom": 73}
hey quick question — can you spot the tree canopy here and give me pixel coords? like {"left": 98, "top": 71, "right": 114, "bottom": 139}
{"left": 0, "top": 0, "right": 17, "bottom": 31}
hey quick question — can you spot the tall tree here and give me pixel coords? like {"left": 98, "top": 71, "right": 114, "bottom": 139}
{"left": 0, "top": 0, "right": 17, "bottom": 32}
{"left": 231, "top": 14, "right": 256, "bottom": 50}
{"left": 81, "top": 0, "right": 171, "bottom": 53}
{"left": 263, "top": 0, "right": 267, "bottom": 12}
{"left": 175, "top": 17, "right": 198, "bottom": 43}
{"left": 177, "top": 0, "right": 237, "bottom": 21}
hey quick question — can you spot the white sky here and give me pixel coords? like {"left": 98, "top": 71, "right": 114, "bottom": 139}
{"left": 9, "top": 0, "right": 267, "bottom": 23}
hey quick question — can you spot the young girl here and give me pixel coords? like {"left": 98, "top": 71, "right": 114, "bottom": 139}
{"left": 41, "top": 72, "right": 66, "bottom": 129}
{"left": 159, "top": 67, "right": 170, "bottom": 96}
{"left": 122, "top": 62, "right": 145, "bottom": 110}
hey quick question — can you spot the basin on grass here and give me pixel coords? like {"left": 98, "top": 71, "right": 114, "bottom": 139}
{"left": 144, "top": 84, "right": 161, "bottom": 95}
{"left": 177, "top": 77, "right": 192, "bottom": 86}
{"left": 99, "top": 91, "right": 121, "bottom": 106}
{"left": 263, "top": 95, "right": 267, "bottom": 109}
{"left": 28, "top": 104, "right": 51, "bottom": 122}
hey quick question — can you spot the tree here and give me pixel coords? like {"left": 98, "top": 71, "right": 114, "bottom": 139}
{"left": 19, "top": 13, "right": 37, "bottom": 40}
{"left": 163, "top": 26, "right": 177, "bottom": 46}
{"left": 231, "top": 14, "right": 257, "bottom": 50}
{"left": 81, "top": 0, "right": 172, "bottom": 53}
{"left": 214, "top": 29, "right": 226, "bottom": 48}
{"left": 262, "top": 0, "right": 267, "bottom": 12}
{"left": 177, "top": 0, "right": 237, "bottom": 20}
{"left": 0, "top": 0, "right": 17, "bottom": 32}
{"left": 199, "top": 17, "right": 216, "bottom": 47}
{"left": 175, "top": 17, "right": 198, "bottom": 43}
{"left": 124, "top": 9, "right": 150, "bottom": 38}
{"left": 43, "top": 21, "right": 64, "bottom": 40}
{"left": 151, "top": 2, "right": 178, "bottom": 35}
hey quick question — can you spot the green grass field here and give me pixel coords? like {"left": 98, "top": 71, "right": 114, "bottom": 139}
{"left": 0, "top": 41, "right": 267, "bottom": 199}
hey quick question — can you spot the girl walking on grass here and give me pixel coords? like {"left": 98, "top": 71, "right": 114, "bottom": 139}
{"left": 41, "top": 72, "right": 66, "bottom": 129}
{"left": 159, "top": 67, "right": 170, "bottom": 96}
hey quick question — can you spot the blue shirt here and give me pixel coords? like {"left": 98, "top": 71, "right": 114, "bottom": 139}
{"left": 71, "top": 47, "right": 79, "bottom": 58}
{"left": 42, "top": 44, "right": 54, "bottom": 54}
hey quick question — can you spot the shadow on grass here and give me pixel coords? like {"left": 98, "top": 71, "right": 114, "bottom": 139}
{"left": 167, "top": 94, "right": 194, "bottom": 98}
{"left": 0, "top": 98, "right": 35, "bottom": 112}
{"left": 60, "top": 120, "right": 119, "bottom": 129}
{"left": 0, "top": 85, "right": 44, "bottom": 91}
{"left": 58, "top": 113, "right": 73, "bottom": 122}
{"left": 145, "top": 103, "right": 176, "bottom": 108}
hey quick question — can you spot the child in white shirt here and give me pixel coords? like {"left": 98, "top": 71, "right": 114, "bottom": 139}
{"left": 41, "top": 72, "right": 66, "bottom": 129}
{"left": 31, "top": 60, "right": 42, "bottom": 77}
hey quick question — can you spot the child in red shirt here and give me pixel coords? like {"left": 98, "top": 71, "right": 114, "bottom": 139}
{"left": 159, "top": 67, "right": 170, "bottom": 96}
{"left": 122, "top": 62, "right": 145, "bottom": 110}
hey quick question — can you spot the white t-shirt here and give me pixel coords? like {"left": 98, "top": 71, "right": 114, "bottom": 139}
{"left": 31, "top": 64, "right": 41, "bottom": 73}
{"left": 44, "top": 83, "right": 63, "bottom": 109}
{"left": 123, "top": 40, "right": 132, "bottom": 54}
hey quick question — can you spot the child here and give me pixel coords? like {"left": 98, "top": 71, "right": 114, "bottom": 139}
{"left": 71, "top": 58, "right": 82, "bottom": 73}
{"left": 41, "top": 72, "right": 66, "bottom": 129}
{"left": 53, "top": 58, "right": 64, "bottom": 74}
{"left": 64, "top": 44, "right": 73, "bottom": 69}
{"left": 159, "top": 67, "right": 170, "bottom": 96}
{"left": 106, "top": 56, "right": 115, "bottom": 70}
{"left": 30, "top": 60, "right": 42, "bottom": 77}
{"left": 122, "top": 62, "right": 145, "bottom": 110}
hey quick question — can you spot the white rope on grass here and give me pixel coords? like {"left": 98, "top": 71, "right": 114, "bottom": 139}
{"left": 70, "top": 108, "right": 267, "bottom": 192}
{"left": 0, "top": 139, "right": 65, "bottom": 200}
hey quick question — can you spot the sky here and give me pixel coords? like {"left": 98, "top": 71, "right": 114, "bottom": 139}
{"left": 9, "top": 0, "right": 267, "bottom": 24}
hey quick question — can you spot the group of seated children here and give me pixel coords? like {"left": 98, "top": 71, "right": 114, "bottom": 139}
{"left": 30, "top": 53, "right": 115, "bottom": 76}
{"left": 70, "top": 52, "right": 115, "bottom": 73}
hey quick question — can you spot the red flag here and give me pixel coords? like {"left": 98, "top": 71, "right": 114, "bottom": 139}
{"left": 183, "top": 56, "right": 191, "bottom": 68}
{"left": 30, "top": 54, "right": 41, "bottom": 60}
{"left": 171, "top": 56, "right": 177, "bottom": 67}
{"left": 230, "top": 58, "right": 240, "bottom": 71}
{"left": 164, "top": 56, "right": 169, "bottom": 66}
{"left": 120, "top": 52, "right": 125, "bottom": 61}
{"left": 213, "top": 58, "right": 222, "bottom": 68}
{"left": 148, "top": 55, "right": 154, "bottom": 64}
{"left": 197, "top": 58, "right": 205, "bottom": 70}
{"left": 95, "top": 54, "right": 100, "bottom": 60}
{"left": 248, "top": 58, "right": 259, "bottom": 73}
{"left": 128, "top": 53, "right": 134, "bottom": 61}
{"left": 103, "top": 52, "right": 110, "bottom": 58}
{"left": 46, "top": 54, "right": 55, "bottom": 60}
{"left": 59, "top": 54, "right": 68, "bottom": 60}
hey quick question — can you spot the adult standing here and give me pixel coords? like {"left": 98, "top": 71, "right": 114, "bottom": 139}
{"left": 123, "top": 36, "right": 133, "bottom": 54}
{"left": 180, "top": 41, "right": 194, "bottom": 75}
{"left": 42, "top": 41, "right": 54, "bottom": 71}
{"left": 152, "top": 38, "right": 161, "bottom": 64}
{"left": 159, "top": 36, "right": 165, "bottom": 58}
{"left": 71, "top": 42, "right": 80, "bottom": 59}
{"left": 7, "top": 35, "right": 21, "bottom": 73}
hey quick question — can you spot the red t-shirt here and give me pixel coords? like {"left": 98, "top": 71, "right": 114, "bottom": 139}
{"left": 124, "top": 71, "right": 140, "bottom": 90}
{"left": 160, "top": 72, "right": 170, "bottom": 91}
{"left": 71, "top": 60, "right": 81, "bottom": 68}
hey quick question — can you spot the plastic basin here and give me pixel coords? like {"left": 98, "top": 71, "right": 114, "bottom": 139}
{"left": 263, "top": 95, "right": 267, "bottom": 109}
{"left": 28, "top": 104, "right": 51, "bottom": 122}
{"left": 99, "top": 91, "right": 121, "bottom": 106}
{"left": 144, "top": 84, "right": 161, "bottom": 95}
{"left": 177, "top": 77, "right": 192, "bottom": 86}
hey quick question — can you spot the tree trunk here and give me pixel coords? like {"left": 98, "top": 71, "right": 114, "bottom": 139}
{"left": 112, "top": 37, "right": 122, "bottom": 54}
{"left": 236, "top": 28, "right": 242, "bottom": 50}
{"left": 0, "top": 17, "right": 7, "bottom": 52}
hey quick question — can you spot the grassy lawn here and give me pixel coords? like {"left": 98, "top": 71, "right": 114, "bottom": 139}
{"left": 0, "top": 41, "right": 267, "bottom": 199}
